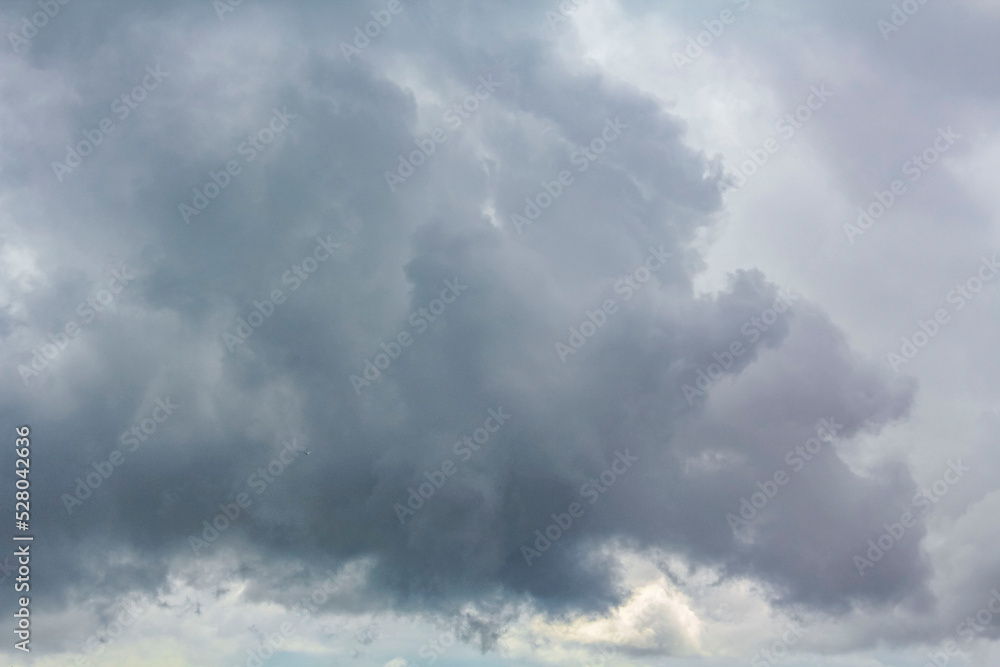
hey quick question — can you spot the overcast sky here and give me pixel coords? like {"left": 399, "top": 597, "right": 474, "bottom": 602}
{"left": 2, "top": 0, "right": 999, "bottom": 665}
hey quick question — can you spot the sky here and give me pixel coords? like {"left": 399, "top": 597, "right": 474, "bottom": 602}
{"left": 1, "top": 0, "right": 999, "bottom": 665}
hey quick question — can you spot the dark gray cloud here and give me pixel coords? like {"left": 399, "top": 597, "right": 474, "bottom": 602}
{"left": 0, "top": 0, "right": 997, "bottom": 664}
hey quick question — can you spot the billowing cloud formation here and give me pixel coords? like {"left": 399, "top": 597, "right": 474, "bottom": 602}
{"left": 2, "top": 0, "right": 1000, "bottom": 665}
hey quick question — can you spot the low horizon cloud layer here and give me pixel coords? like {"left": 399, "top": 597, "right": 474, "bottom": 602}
{"left": 1, "top": 1, "right": 999, "bottom": 666}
